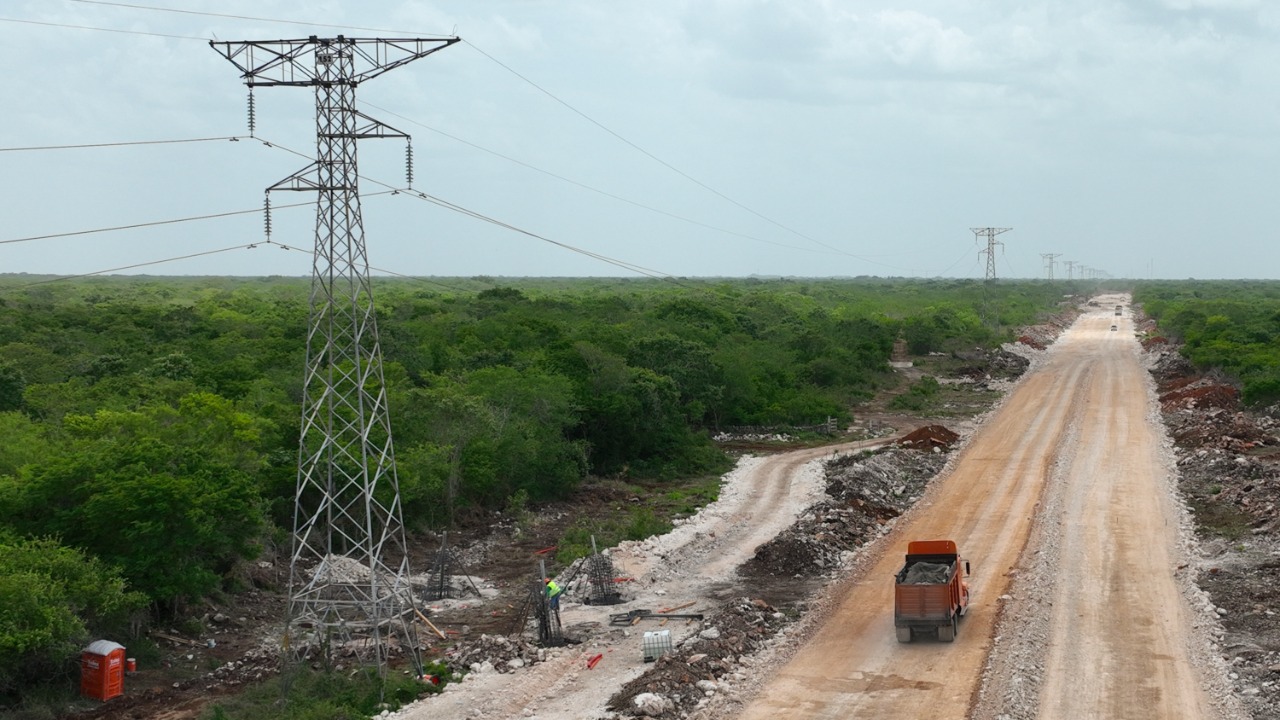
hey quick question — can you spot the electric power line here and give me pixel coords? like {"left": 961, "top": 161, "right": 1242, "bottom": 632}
{"left": 0, "top": 136, "right": 244, "bottom": 152}
{"left": 255, "top": 136, "right": 696, "bottom": 286}
{"left": 360, "top": 100, "right": 833, "bottom": 258}
{"left": 0, "top": 16, "right": 205, "bottom": 40}
{"left": 47, "top": 1, "right": 915, "bottom": 274}
{"left": 0, "top": 192, "right": 394, "bottom": 247}
{"left": 66, "top": 0, "right": 451, "bottom": 37}
{"left": 15, "top": 241, "right": 267, "bottom": 286}
{"left": 463, "top": 39, "right": 901, "bottom": 268}
{"left": 932, "top": 248, "right": 978, "bottom": 278}
{"left": 264, "top": 238, "right": 476, "bottom": 293}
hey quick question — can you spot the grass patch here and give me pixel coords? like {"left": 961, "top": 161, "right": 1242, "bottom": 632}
{"left": 555, "top": 475, "right": 722, "bottom": 564}
{"left": 888, "top": 375, "right": 940, "bottom": 412}
{"left": 203, "top": 662, "right": 450, "bottom": 720}
{"left": 1187, "top": 495, "right": 1252, "bottom": 540}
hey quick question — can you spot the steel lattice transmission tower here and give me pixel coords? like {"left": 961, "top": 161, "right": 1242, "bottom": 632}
{"left": 211, "top": 35, "right": 458, "bottom": 669}
{"left": 1040, "top": 252, "right": 1061, "bottom": 280}
{"left": 971, "top": 227, "right": 1012, "bottom": 280}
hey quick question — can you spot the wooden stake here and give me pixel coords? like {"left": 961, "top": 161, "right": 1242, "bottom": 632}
{"left": 414, "top": 607, "right": 447, "bottom": 640}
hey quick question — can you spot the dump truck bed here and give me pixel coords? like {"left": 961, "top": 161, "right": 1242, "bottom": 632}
{"left": 893, "top": 540, "right": 969, "bottom": 642}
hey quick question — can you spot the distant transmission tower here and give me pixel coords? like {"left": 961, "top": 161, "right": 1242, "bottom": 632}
{"left": 1040, "top": 253, "right": 1061, "bottom": 280}
{"left": 971, "top": 227, "right": 1012, "bottom": 281}
{"left": 211, "top": 35, "right": 459, "bottom": 672}
{"left": 1063, "top": 260, "right": 1076, "bottom": 281}
{"left": 970, "top": 227, "right": 1011, "bottom": 326}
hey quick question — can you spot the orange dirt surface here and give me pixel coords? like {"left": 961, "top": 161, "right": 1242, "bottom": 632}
{"left": 896, "top": 424, "right": 960, "bottom": 450}
{"left": 731, "top": 297, "right": 1224, "bottom": 720}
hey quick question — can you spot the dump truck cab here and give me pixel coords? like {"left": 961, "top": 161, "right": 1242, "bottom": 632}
{"left": 894, "top": 539, "right": 970, "bottom": 643}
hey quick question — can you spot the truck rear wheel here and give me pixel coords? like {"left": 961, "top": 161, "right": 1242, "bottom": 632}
{"left": 896, "top": 626, "right": 912, "bottom": 643}
{"left": 937, "top": 617, "right": 955, "bottom": 642}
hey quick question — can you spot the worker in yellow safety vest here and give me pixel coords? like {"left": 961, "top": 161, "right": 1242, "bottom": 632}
{"left": 545, "top": 578, "right": 562, "bottom": 610}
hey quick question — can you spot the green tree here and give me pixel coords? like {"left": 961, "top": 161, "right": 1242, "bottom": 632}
{"left": 1, "top": 413, "right": 265, "bottom": 609}
{"left": 0, "top": 535, "right": 145, "bottom": 699}
{"left": 0, "top": 412, "right": 48, "bottom": 476}
{"left": 0, "top": 364, "right": 24, "bottom": 412}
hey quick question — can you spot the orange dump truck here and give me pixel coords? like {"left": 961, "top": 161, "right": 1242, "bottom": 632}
{"left": 893, "top": 540, "right": 970, "bottom": 642}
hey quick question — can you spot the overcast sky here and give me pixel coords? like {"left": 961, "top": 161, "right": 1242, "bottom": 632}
{"left": 1, "top": 0, "right": 1277, "bottom": 280}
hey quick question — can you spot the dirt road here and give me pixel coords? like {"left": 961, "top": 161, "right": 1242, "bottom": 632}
{"left": 403, "top": 437, "right": 897, "bottom": 720}
{"left": 731, "top": 294, "right": 1229, "bottom": 719}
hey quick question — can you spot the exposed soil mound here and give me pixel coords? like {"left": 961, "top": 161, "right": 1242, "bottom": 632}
{"left": 897, "top": 424, "right": 960, "bottom": 450}
{"left": 1160, "top": 383, "right": 1241, "bottom": 412}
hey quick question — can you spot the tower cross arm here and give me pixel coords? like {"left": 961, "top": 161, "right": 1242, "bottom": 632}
{"left": 210, "top": 36, "right": 460, "bottom": 87}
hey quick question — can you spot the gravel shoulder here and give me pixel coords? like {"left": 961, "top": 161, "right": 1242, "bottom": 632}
{"left": 973, "top": 293, "right": 1246, "bottom": 720}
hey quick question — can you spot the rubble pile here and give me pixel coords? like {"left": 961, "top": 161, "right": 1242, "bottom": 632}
{"left": 744, "top": 447, "right": 948, "bottom": 577}
{"left": 953, "top": 347, "right": 1031, "bottom": 381}
{"left": 1146, "top": 342, "right": 1280, "bottom": 716}
{"left": 606, "top": 598, "right": 788, "bottom": 718}
{"left": 446, "top": 633, "right": 543, "bottom": 675}
{"left": 1161, "top": 383, "right": 1241, "bottom": 412}
{"left": 1018, "top": 307, "right": 1080, "bottom": 349}
{"left": 1015, "top": 334, "right": 1047, "bottom": 351}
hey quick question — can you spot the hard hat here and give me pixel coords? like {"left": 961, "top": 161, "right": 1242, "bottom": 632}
{"left": 544, "top": 577, "right": 552, "bottom": 584}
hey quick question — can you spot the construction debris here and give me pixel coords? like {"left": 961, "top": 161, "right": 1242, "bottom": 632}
{"left": 608, "top": 609, "right": 706, "bottom": 626}
{"left": 1145, "top": 335, "right": 1280, "bottom": 717}
{"left": 744, "top": 447, "right": 949, "bottom": 578}
{"left": 447, "top": 633, "right": 543, "bottom": 674}
{"left": 607, "top": 598, "right": 787, "bottom": 717}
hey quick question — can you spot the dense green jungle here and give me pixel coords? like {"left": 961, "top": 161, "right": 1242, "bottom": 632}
{"left": 9, "top": 272, "right": 1249, "bottom": 707}
{"left": 1134, "top": 280, "right": 1280, "bottom": 406}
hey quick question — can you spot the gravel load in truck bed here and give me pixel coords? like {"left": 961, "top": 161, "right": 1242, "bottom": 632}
{"left": 902, "top": 562, "right": 952, "bottom": 584}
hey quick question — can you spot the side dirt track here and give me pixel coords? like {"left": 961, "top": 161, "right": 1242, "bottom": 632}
{"left": 727, "top": 293, "right": 1240, "bottom": 720}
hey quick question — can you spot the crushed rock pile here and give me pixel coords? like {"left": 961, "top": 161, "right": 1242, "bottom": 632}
{"left": 446, "top": 633, "right": 544, "bottom": 675}
{"left": 1016, "top": 306, "right": 1080, "bottom": 350}
{"left": 902, "top": 562, "right": 951, "bottom": 584}
{"left": 606, "top": 598, "right": 788, "bottom": 718}
{"left": 953, "top": 347, "right": 1031, "bottom": 381}
{"left": 743, "top": 447, "right": 948, "bottom": 578}
{"left": 1146, "top": 342, "right": 1280, "bottom": 716}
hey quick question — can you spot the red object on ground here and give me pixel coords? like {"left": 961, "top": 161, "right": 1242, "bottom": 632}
{"left": 586, "top": 653, "right": 603, "bottom": 670}
{"left": 534, "top": 545, "right": 557, "bottom": 555}
{"left": 81, "top": 640, "right": 126, "bottom": 701}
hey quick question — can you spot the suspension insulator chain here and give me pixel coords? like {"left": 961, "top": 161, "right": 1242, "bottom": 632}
{"left": 263, "top": 194, "right": 272, "bottom": 241}
{"left": 405, "top": 142, "right": 415, "bottom": 189}
{"left": 247, "top": 88, "right": 257, "bottom": 138}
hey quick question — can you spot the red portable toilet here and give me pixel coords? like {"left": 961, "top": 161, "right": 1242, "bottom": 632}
{"left": 80, "top": 640, "right": 126, "bottom": 701}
